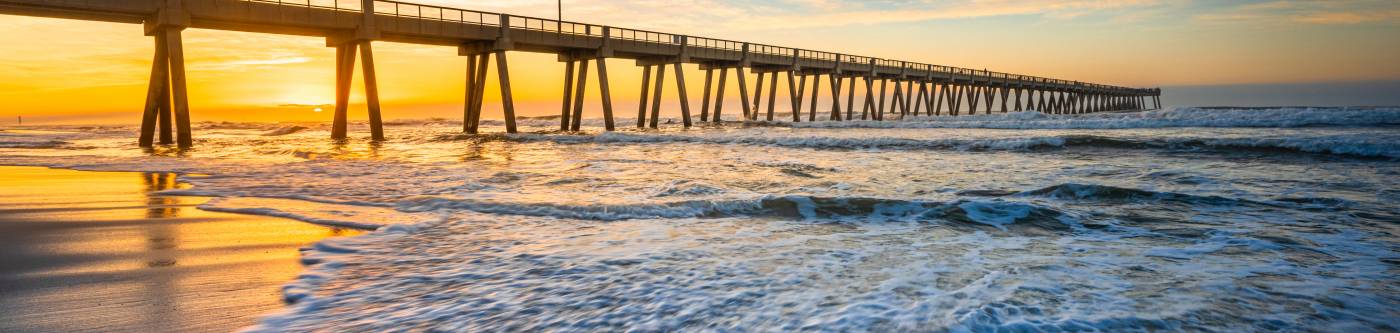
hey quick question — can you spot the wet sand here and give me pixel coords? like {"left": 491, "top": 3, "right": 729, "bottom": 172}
{"left": 0, "top": 166, "right": 362, "bottom": 332}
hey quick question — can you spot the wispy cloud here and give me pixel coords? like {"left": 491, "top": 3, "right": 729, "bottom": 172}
{"left": 191, "top": 57, "right": 313, "bottom": 71}
{"left": 1195, "top": 0, "right": 1400, "bottom": 25}
{"left": 413, "top": 0, "right": 1165, "bottom": 33}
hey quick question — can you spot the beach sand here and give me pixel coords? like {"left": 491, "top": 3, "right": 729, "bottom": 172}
{"left": 0, "top": 166, "right": 361, "bottom": 332}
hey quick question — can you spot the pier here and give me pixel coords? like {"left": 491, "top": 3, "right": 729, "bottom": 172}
{"left": 0, "top": 0, "right": 1163, "bottom": 147}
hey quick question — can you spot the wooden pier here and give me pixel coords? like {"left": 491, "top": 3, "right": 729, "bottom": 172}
{"left": 0, "top": 0, "right": 1163, "bottom": 147}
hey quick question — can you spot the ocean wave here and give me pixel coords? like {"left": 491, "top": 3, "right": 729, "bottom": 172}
{"left": 394, "top": 194, "right": 1068, "bottom": 229}
{"left": 0, "top": 139, "right": 69, "bottom": 149}
{"left": 455, "top": 131, "right": 1074, "bottom": 151}
{"left": 649, "top": 179, "right": 727, "bottom": 197}
{"left": 262, "top": 125, "right": 309, "bottom": 136}
{"left": 199, "top": 121, "right": 289, "bottom": 130}
{"left": 1017, "top": 183, "right": 1242, "bottom": 205}
{"left": 963, "top": 183, "right": 1361, "bottom": 213}
{"left": 1187, "top": 136, "right": 1400, "bottom": 158}
{"left": 197, "top": 204, "right": 384, "bottom": 230}
{"left": 792, "top": 107, "right": 1400, "bottom": 130}
{"left": 192, "top": 195, "right": 447, "bottom": 231}
{"left": 0, "top": 131, "right": 74, "bottom": 149}
{"left": 443, "top": 131, "right": 1400, "bottom": 158}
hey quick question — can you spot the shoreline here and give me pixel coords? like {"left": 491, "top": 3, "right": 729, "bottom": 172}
{"left": 0, "top": 166, "right": 362, "bottom": 332}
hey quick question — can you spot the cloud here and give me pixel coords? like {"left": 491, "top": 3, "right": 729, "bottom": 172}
{"left": 191, "top": 57, "right": 313, "bottom": 71}
{"left": 1195, "top": 0, "right": 1400, "bottom": 25}
{"left": 408, "top": 0, "right": 1165, "bottom": 33}
{"left": 1294, "top": 10, "right": 1400, "bottom": 24}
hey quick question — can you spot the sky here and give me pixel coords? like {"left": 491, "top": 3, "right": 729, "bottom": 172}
{"left": 1, "top": 0, "right": 1397, "bottom": 124}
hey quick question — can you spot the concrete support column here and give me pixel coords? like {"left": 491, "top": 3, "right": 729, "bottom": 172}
{"left": 876, "top": 78, "right": 888, "bottom": 121}
{"left": 597, "top": 58, "right": 616, "bottom": 131}
{"left": 712, "top": 66, "right": 729, "bottom": 123}
{"left": 1013, "top": 87, "right": 1023, "bottom": 112}
{"left": 463, "top": 54, "right": 489, "bottom": 134}
{"left": 951, "top": 84, "right": 964, "bottom": 116}
{"left": 737, "top": 66, "right": 753, "bottom": 123}
{"left": 331, "top": 43, "right": 356, "bottom": 140}
{"left": 325, "top": 0, "right": 386, "bottom": 140}
{"left": 137, "top": 29, "right": 186, "bottom": 147}
{"left": 845, "top": 75, "right": 856, "bottom": 120}
{"left": 904, "top": 79, "right": 916, "bottom": 117}
{"left": 965, "top": 85, "right": 979, "bottom": 115}
{"left": 793, "top": 73, "right": 806, "bottom": 122}
{"left": 673, "top": 62, "right": 693, "bottom": 127}
{"left": 913, "top": 82, "right": 927, "bottom": 117}
{"left": 648, "top": 64, "right": 666, "bottom": 128}
{"left": 856, "top": 76, "right": 868, "bottom": 120}
{"left": 829, "top": 74, "right": 843, "bottom": 121}
{"left": 934, "top": 83, "right": 946, "bottom": 116}
{"left": 636, "top": 65, "right": 652, "bottom": 127}
{"left": 795, "top": 71, "right": 806, "bottom": 122}
{"left": 164, "top": 33, "right": 192, "bottom": 147}
{"left": 1037, "top": 90, "right": 1047, "bottom": 112}
{"left": 560, "top": 60, "right": 576, "bottom": 130}
{"left": 807, "top": 73, "right": 820, "bottom": 122}
{"left": 139, "top": 31, "right": 170, "bottom": 147}
{"left": 998, "top": 87, "right": 1009, "bottom": 113}
{"left": 766, "top": 71, "right": 779, "bottom": 121}
{"left": 360, "top": 41, "right": 383, "bottom": 140}
{"left": 752, "top": 72, "right": 765, "bottom": 121}
{"left": 700, "top": 68, "right": 713, "bottom": 122}
{"left": 900, "top": 80, "right": 912, "bottom": 117}
{"left": 139, "top": 1, "right": 193, "bottom": 148}
{"left": 1075, "top": 92, "right": 1086, "bottom": 114}
{"left": 569, "top": 59, "right": 588, "bottom": 131}
{"left": 982, "top": 85, "right": 995, "bottom": 114}
{"left": 891, "top": 80, "right": 904, "bottom": 117}
{"left": 495, "top": 51, "right": 518, "bottom": 133}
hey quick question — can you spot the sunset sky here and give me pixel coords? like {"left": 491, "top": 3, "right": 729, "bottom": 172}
{"left": 1, "top": 0, "right": 1397, "bottom": 124}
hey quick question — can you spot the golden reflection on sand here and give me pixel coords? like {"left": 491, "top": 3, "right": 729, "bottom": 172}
{"left": 0, "top": 166, "right": 361, "bottom": 332}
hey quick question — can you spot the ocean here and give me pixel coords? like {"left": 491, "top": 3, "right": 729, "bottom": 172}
{"left": 2, "top": 107, "right": 1398, "bottom": 332}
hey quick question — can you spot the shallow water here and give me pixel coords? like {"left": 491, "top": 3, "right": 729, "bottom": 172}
{"left": 2, "top": 107, "right": 1398, "bottom": 332}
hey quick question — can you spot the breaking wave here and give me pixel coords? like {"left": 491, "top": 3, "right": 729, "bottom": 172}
{"left": 0, "top": 139, "right": 69, "bottom": 149}
{"left": 962, "top": 183, "right": 1360, "bottom": 212}
{"left": 395, "top": 194, "right": 1066, "bottom": 229}
{"left": 261, "top": 125, "right": 309, "bottom": 136}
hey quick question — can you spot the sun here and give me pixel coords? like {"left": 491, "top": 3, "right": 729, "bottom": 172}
{"left": 313, "top": 107, "right": 323, "bottom": 113}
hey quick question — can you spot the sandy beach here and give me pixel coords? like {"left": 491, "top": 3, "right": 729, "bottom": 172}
{"left": 0, "top": 166, "right": 361, "bottom": 332}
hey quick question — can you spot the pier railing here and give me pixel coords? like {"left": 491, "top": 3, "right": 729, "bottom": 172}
{"left": 222, "top": 0, "right": 1148, "bottom": 91}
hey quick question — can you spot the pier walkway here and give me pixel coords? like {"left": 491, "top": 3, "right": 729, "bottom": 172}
{"left": 0, "top": 0, "right": 1163, "bottom": 147}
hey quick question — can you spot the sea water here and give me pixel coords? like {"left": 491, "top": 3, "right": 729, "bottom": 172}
{"left": 2, "top": 107, "right": 1397, "bottom": 332}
